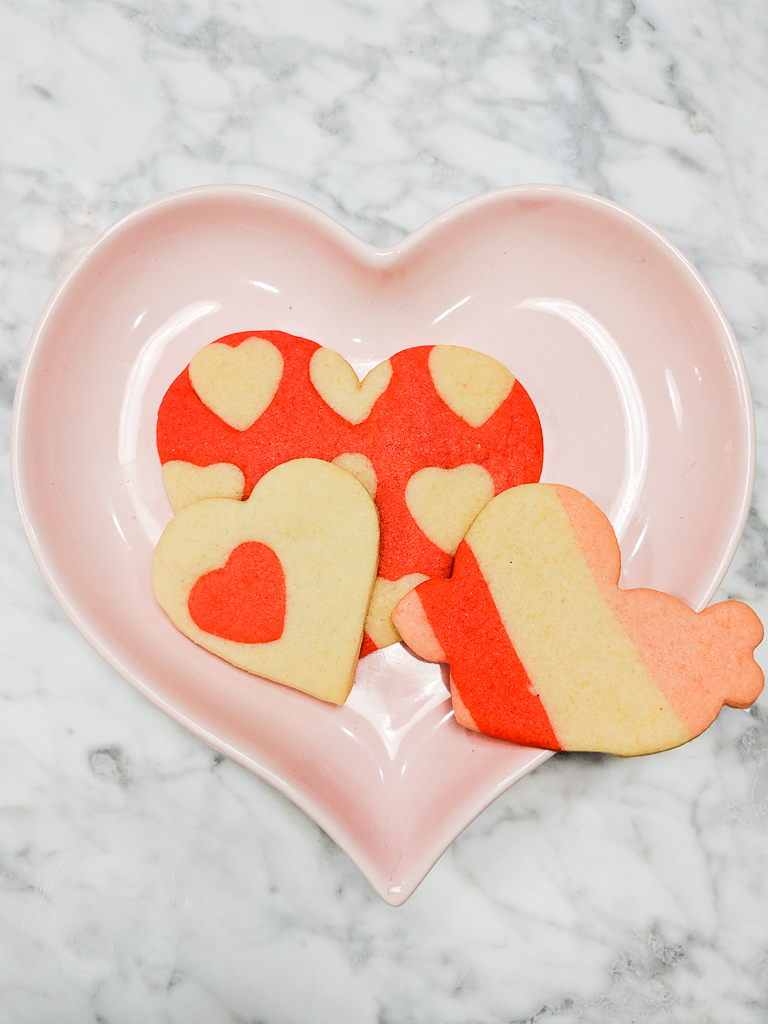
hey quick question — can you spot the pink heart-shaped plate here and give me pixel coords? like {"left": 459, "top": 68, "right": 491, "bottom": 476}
{"left": 11, "top": 185, "right": 754, "bottom": 904}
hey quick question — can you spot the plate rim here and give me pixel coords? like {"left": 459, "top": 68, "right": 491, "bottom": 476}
{"left": 10, "top": 183, "right": 757, "bottom": 902}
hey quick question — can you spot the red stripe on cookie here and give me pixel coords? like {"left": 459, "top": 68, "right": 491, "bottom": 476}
{"left": 418, "top": 541, "right": 561, "bottom": 749}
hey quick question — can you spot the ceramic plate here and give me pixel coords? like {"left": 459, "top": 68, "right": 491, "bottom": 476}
{"left": 11, "top": 185, "right": 755, "bottom": 905}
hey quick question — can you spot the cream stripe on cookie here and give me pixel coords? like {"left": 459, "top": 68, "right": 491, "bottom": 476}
{"left": 554, "top": 484, "right": 765, "bottom": 739}
{"left": 467, "top": 484, "right": 689, "bottom": 755}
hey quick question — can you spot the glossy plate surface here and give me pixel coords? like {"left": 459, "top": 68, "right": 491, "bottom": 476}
{"left": 12, "top": 185, "right": 755, "bottom": 904}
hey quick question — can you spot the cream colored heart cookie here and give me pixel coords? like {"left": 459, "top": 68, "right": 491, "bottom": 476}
{"left": 405, "top": 464, "right": 495, "bottom": 555}
{"left": 309, "top": 347, "right": 392, "bottom": 424}
{"left": 153, "top": 459, "right": 380, "bottom": 704}
{"left": 189, "top": 335, "right": 284, "bottom": 430}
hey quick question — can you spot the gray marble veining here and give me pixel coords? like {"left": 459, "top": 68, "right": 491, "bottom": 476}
{"left": 2, "top": 1, "right": 768, "bottom": 1021}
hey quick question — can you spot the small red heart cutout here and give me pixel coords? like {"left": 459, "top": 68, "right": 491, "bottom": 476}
{"left": 188, "top": 541, "right": 286, "bottom": 643}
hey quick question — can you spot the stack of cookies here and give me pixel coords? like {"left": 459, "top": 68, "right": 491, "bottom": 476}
{"left": 153, "top": 332, "right": 763, "bottom": 756}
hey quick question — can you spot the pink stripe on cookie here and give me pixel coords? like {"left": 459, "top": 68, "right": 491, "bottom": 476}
{"left": 554, "top": 484, "right": 764, "bottom": 740}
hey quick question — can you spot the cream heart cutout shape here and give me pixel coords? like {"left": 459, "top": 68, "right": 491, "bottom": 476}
{"left": 405, "top": 464, "right": 495, "bottom": 555}
{"left": 153, "top": 459, "right": 380, "bottom": 704}
{"left": 428, "top": 345, "right": 515, "bottom": 427}
{"left": 309, "top": 347, "right": 392, "bottom": 424}
{"left": 332, "top": 452, "right": 378, "bottom": 498}
{"left": 189, "top": 336, "right": 284, "bottom": 430}
{"left": 162, "top": 460, "right": 246, "bottom": 513}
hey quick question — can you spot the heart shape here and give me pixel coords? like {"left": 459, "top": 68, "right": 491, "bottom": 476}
{"left": 189, "top": 335, "right": 284, "bottom": 430}
{"left": 404, "top": 464, "right": 495, "bottom": 555}
{"left": 157, "top": 334, "right": 544, "bottom": 651}
{"left": 310, "top": 347, "right": 393, "bottom": 424}
{"left": 13, "top": 185, "right": 754, "bottom": 904}
{"left": 162, "top": 460, "right": 245, "bottom": 513}
{"left": 153, "top": 459, "right": 379, "bottom": 704}
{"left": 428, "top": 345, "right": 515, "bottom": 426}
{"left": 188, "top": 541, "right": 286, "bottom": 644}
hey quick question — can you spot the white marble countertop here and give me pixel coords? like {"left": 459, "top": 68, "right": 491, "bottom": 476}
{"left": 3, "top": 1, "right": 768, "bottom": 1021}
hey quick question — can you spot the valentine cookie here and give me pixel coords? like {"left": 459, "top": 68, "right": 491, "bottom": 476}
{"left": 153, "top": 458, "right": 380, "bottom": 704}
{"left": 392, "top": 483, "right": 764, "bottom": 756}
{"left": 156, "top": 331, "right": 544, "bottom": 652}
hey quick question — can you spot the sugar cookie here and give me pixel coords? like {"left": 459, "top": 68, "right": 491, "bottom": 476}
{"left": 392, "top": 483, "right": 764, "bottom": 755}
{"left": 153, "top": 459, "right": 380, "bottom": 704}
{"left": 156, "top": 331, "right": 544, "bottom": 652}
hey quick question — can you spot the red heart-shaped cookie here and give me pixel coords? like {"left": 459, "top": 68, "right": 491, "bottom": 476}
{"left": 157, "top": 331, "right": 544, "bottom": 652}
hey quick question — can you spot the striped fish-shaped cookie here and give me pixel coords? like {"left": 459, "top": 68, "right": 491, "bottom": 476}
{"left": 392, "top": 483, "right": 764, "bottom": 756}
